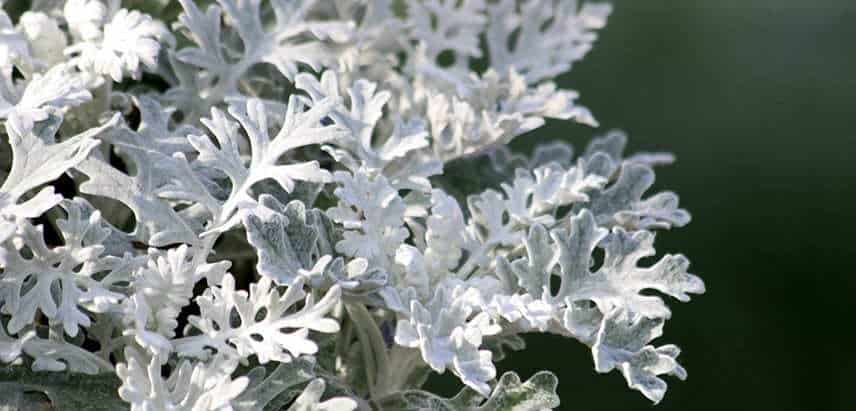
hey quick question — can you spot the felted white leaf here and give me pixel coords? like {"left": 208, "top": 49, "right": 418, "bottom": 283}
{"left": 0, "top": 10, "right": 31, "bottom": 70}
{"left": 423, "top": 68, "right": 596, "bottom": 162}
{"left": 243, "top": 193, "right": 396, "bottom": 308}
{"left": 488, "top": 292, "right": 557, "bottom": 334}
{"left": 576, "top": 130, "right": 691, "bottom": 230}
{"left": 124, "top": 95, "right": 200, "bottom": 154}
{"left": 393, "top": 244, "right": 431, "bottom": 298}
{"left": 528, "top": 141, "right": 577, "bottom": 170}
{"left": 392, "top": 189, "right": 474, "bottom": 299}
{"left": 128, "top": 244, "right": 230, "bottom": 341}
{"left": 466, "top": 189, "right": 521, "bottom": 249}
{"left": 0, "top": 111, "right": 109, "bottom": 222}
{"left": 327, "top": 170, "right": 409, "bottom": 269}
{"left": 501, "top": 161, "right": 607, "bottom": 228}
{"left": 244, "top": 194, "right": 332, "bottom": 286}
{"left": 174, "top": 97, "right": 344, "bottom": 232}
{"left": 68, "top": 98, "right": 195, "bottom": 247}
{"left": 175, "top": 274, "right": 341, "bottom": 364}
{"left": 21, "top": 330, "right": 114, "bottom": 374}
{"left": 0, "top": 64, "right": 92, "bottom": 131}
{"left": 486, "top": 0, "right": 611, "bottom": 84}
{"left": 121, "top": 293, "right": 174, "bottom": 358}
{"left": 76, "top": 117, "right": 202, "bottom": 247}
{"left": 405, "top": 0, "right": 487, "bottom": 66}
{"left": 382, "top": 0, "right": 605, "bottom": 163}
{"left": 117, "top": 347, "right": 249, "bottom": 411}
{"left": 515, "top": 210, "right": 705, "bottom": 319}
{"left": 587, "top": 163, "right": 691, "bottom": 230}
{"left": 0, "top": 199, "right": 125, "bottom": 337}
{"left": 0, "top": 322, "right": 30, "bottom": 364}
{"left": 16, "top": 12, "right": 67, "bottom": 68}
{"left": 0, "top": 112, "right": 109, "bottom": 263}
{"left": 395, "top": 284, "right": 501, "bottom": 397}
{"left": 138, "top": 244, "right": 228, "bottom": 304}
{"left": 172, "top": 0, "right": 354, "bottom": 116}
{"left": 295, "top": 70, "right": 441, "bottom": 191}
{"left": 2, "top": 315, "right": 112, "bottom": 374}
{"left": 493, "top": 210, "right": 704, "bottom": 401}
{"left": 66, "top": 8, "right": 171, "bottom": 82}
{"left": 286, "top": 379, "right": 358, "bottom": 411}
{"left": 591, "top": 309, "right": 687, "bottom": 404}
{"left": 63, "top": 0, "right": 109, "bottom": 43}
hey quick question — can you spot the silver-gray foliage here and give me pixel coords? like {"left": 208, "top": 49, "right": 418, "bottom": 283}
{"left": 0, "top": 1, "right": 704, "bottom": 410}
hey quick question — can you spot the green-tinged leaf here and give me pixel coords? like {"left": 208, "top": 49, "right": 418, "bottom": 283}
{"left": 0, "top": 368, "right": 124, "bottom": 411}
{"left": 285, "top": 379, "right": 358, "bottom": 411}
{"left": 344, "top": 303, "right": 390, "bottom": 398}
{"left": 244, "top": 195, "right": 322, "bottom": 286}
{"left": 482, "top": 335, "right": 526, "bottom": 363}
{"left": 233, "top": 357, "right": 316, "bottom": 411}
{"left": 233, "top": 357, "right": 360, "bottom": 411}
{"left": 375, "top": 371, "right": 560, "bottom": 411}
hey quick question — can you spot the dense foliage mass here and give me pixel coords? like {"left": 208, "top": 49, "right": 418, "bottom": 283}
{"left": 0, "top": 1, "right": 704, "bottom": 409}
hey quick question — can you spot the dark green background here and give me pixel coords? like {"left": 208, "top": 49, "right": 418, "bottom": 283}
{"left": 442, "top": 1, "right": 856, "bottom": 410}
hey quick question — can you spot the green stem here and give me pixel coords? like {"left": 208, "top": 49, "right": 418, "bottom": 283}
{"left": 344, "top": 302, "right": 391, "bottom": 400}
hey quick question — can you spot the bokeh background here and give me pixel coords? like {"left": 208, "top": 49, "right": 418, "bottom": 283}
{"left": 437, "top": 1, "right": 856, "bottom": 410}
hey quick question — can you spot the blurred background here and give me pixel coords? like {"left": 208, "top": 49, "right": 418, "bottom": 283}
{"left": 437, "top": 1, "right": 856, "bottom": 409}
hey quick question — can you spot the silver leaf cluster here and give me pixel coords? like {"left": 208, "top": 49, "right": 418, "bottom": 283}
{"left": 0, "top": 1, "right": 703, "bottom": 410}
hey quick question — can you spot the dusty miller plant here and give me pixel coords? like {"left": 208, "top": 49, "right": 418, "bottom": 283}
{"left": 0, "top": 0, "right": 705, "bottom": 410}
